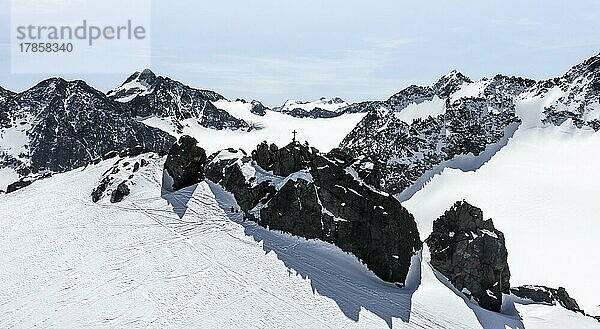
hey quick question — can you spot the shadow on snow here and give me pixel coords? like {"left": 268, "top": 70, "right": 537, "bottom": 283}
{"left": 207, "top": 181, "right": 419, "bottom": 327}
{"left": 160, "top": 170, "right": 197, "bottom": 219}
{"left": 431, "top": 266, "right": 525, "bottom": 329}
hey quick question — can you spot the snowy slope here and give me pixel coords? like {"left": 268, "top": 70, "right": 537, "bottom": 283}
{"left": 142, "top": 99, "right": 366, "bottom": 154}
{"left": 2, "top": 56, "right": 600, "bottom": 328}
{"left": 273, "top": 97, "right": 348, "bottom": 113}
{"left": 402, "top": 91, "right": 600, "bottom": 313}
{"left": 393, "top": 96, "right": 446, "bottom": 123}
{"left": 1, "top": 156, "right": 597, "bottom": 328}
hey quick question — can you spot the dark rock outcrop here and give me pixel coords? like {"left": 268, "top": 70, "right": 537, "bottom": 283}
{"left": 213, "top": 141, "right": 422, "bottom": 285}
{"left": 287, "top": 107, "right": 341, "bottom": 119}
{"left": 6, "top": 179, "right": 33, "bottom": 193}
{"left": 206, "top": 148, "right": 276, "bottom": 213}
{"left": 511, "top": 285, "right": 583, "bottom": 314}
{"left": 250, "top": 100, "right": 268, "bottom": 116}
{"left": 163, "top": 135, "right": 207, "bottom": 191}
{"left": 251, "top": 141, "right": 318, "bottom": 177}
{"left": 110, "top": 181, "right": 130, "bottom": 203}
{"left": 252, "top": 142, "right": 279, "bottom": 170}
{"left": 426, "top": 201, "right": 510, "bottom": 312}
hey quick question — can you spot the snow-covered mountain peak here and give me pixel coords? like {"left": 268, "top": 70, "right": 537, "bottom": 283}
{"left": 317, "top": 96, "right": 347, "bottom": 106}
{"left": 108, "top": 70, "right": 224, "bottom": 104}
{"left": 107, "top": 69, "right": 159, "bottom": 102}
{"left": 525, "top": 53, "right": 600, "bottom": 131}
{"left": 270, "top": 97, "right": 349, "bottom": 118}
{"left": 434, "top": 70, "right": 473, "bottom": 97}
{"left": 114, "top": 68, "right": 158, "bottom": 95}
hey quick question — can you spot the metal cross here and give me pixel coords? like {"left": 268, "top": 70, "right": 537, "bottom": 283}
{"left": 292, "top": 129, "right": 297, "bottom": 142}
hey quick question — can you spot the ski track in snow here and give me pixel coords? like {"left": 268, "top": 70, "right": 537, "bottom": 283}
{"left": 2, "top": 87, "right": 600, "bottom": 328}
{"left": 1, "top": 155, "right": 598, "bottom": 328}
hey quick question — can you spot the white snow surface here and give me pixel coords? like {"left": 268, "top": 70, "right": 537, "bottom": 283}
{"left": 143, "top": 100, "right": 365, "bottom": 155}
{"left": 273, "top": 97, "right": 348, "bottom": 113}
{"left": 2, "top": 83, "right": 600, "bottom": 327}
{"left": 394, "top": 96, "right": 446, "bottom": 123}
{"left": 450, "top": 80, "right": 489, "bottom": 101}
{"left": 0, "top": 113, "right": 33, "bottom": 189}
{"left": 1, "top": 157, "right": 597, "bottom": 328}
{"left": 402, "top": 93, "right": 600, "bottom": 312}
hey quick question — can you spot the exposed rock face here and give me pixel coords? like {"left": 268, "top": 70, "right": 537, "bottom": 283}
{"left": 250, "top": 100, "right": 268, "bottom": 116}
{"left": 252, "top": 141, "right": 318, "bottom": 177}
{"left": 163, "top": 135, "right": 207, "bottom": 191}
{"left": 329, "top": 149, "right": 384, "bottom": 190}
{"left": 339, "top": 73, "right": 531, "bottom": 195}
{"left": 252, "top": 142, "right": 278, "bottom": 170}
{"left": 286, "top": 107, "right": 341, "bottom": 119}
{"left": 107, "top": 69, "right": 249, "bottom": 132}
{"left": 110, "top": 181, "right": 130, "bottom": 203}
{"left": 282, "top": 153, "right": 421, "bottom": 283}
{"left": 534, "top": 53, "right": 600, "bottom": 131}
{"left": 212, "top": 141, "right": 422, "bottom": 285}
{"left": 206, "top": 148, "right": 276, "bottom": 212}
{"left": 0, "top": 78, "right": 176, "bottom": 186}
{"left": 426, "top": 201, "right": 510, "bottom": 312}
{"left": 6, "top": 179, "right": 33, "bottom": 193}
{"left": 511, "top": 285, "right": 583, "bottom": 313}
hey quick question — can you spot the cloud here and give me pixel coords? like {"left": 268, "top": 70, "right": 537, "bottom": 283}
{"left": 159, "top": 39, "right": 419, "bottom": 101}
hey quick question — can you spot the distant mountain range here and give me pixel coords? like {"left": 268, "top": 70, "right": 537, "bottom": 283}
{"left": 0, "top": 53, "right": 599, "bottom": 192}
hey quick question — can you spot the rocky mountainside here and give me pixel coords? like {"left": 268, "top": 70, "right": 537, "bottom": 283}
{"left": 196, "top": 139, "right": 422, "bottom": 285}
{"left": 340, "top": 70, "right": 473, "bottom": 114}
{"left": 339, "top": 54, "right": 600, "bottom": 197}
{"left": 0, "top": 87, "right": 16, "bottom": 127}
{"left": 533, "top": 54, "right": 600, "bottom": 131}
{"left": 108, "top": 69, "right": 249, "bottom": 132}
{"left": 339, "top": 73, "right": 534, "bottom": 195}
{"left": 0, "top": 78, "right": 175, "bottom": 191}
{"left": 272, "top": 97, "right": 348, "bottom": 118}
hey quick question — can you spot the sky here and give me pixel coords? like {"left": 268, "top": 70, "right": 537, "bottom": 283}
{"left": 0, "top": 0, "right": 599, "bottom": 106}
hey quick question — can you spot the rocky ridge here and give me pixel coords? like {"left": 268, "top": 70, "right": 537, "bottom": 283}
{"left": 203, "top": 140, "right": 423, "bottom": 285}
{"left": 339, "top": 73, "right": 534, "bottom": 195}
{"left": 533, "top": 54, "right": 600, "bottom": 131}
{"left": 107, "top": 69, "right": 249, "bottom": 132}
{"left": 511, "top": 285, "right": 582, "bottom": 313}
{"left": 0, "top": 78, "right": 175, "bottom": 189}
